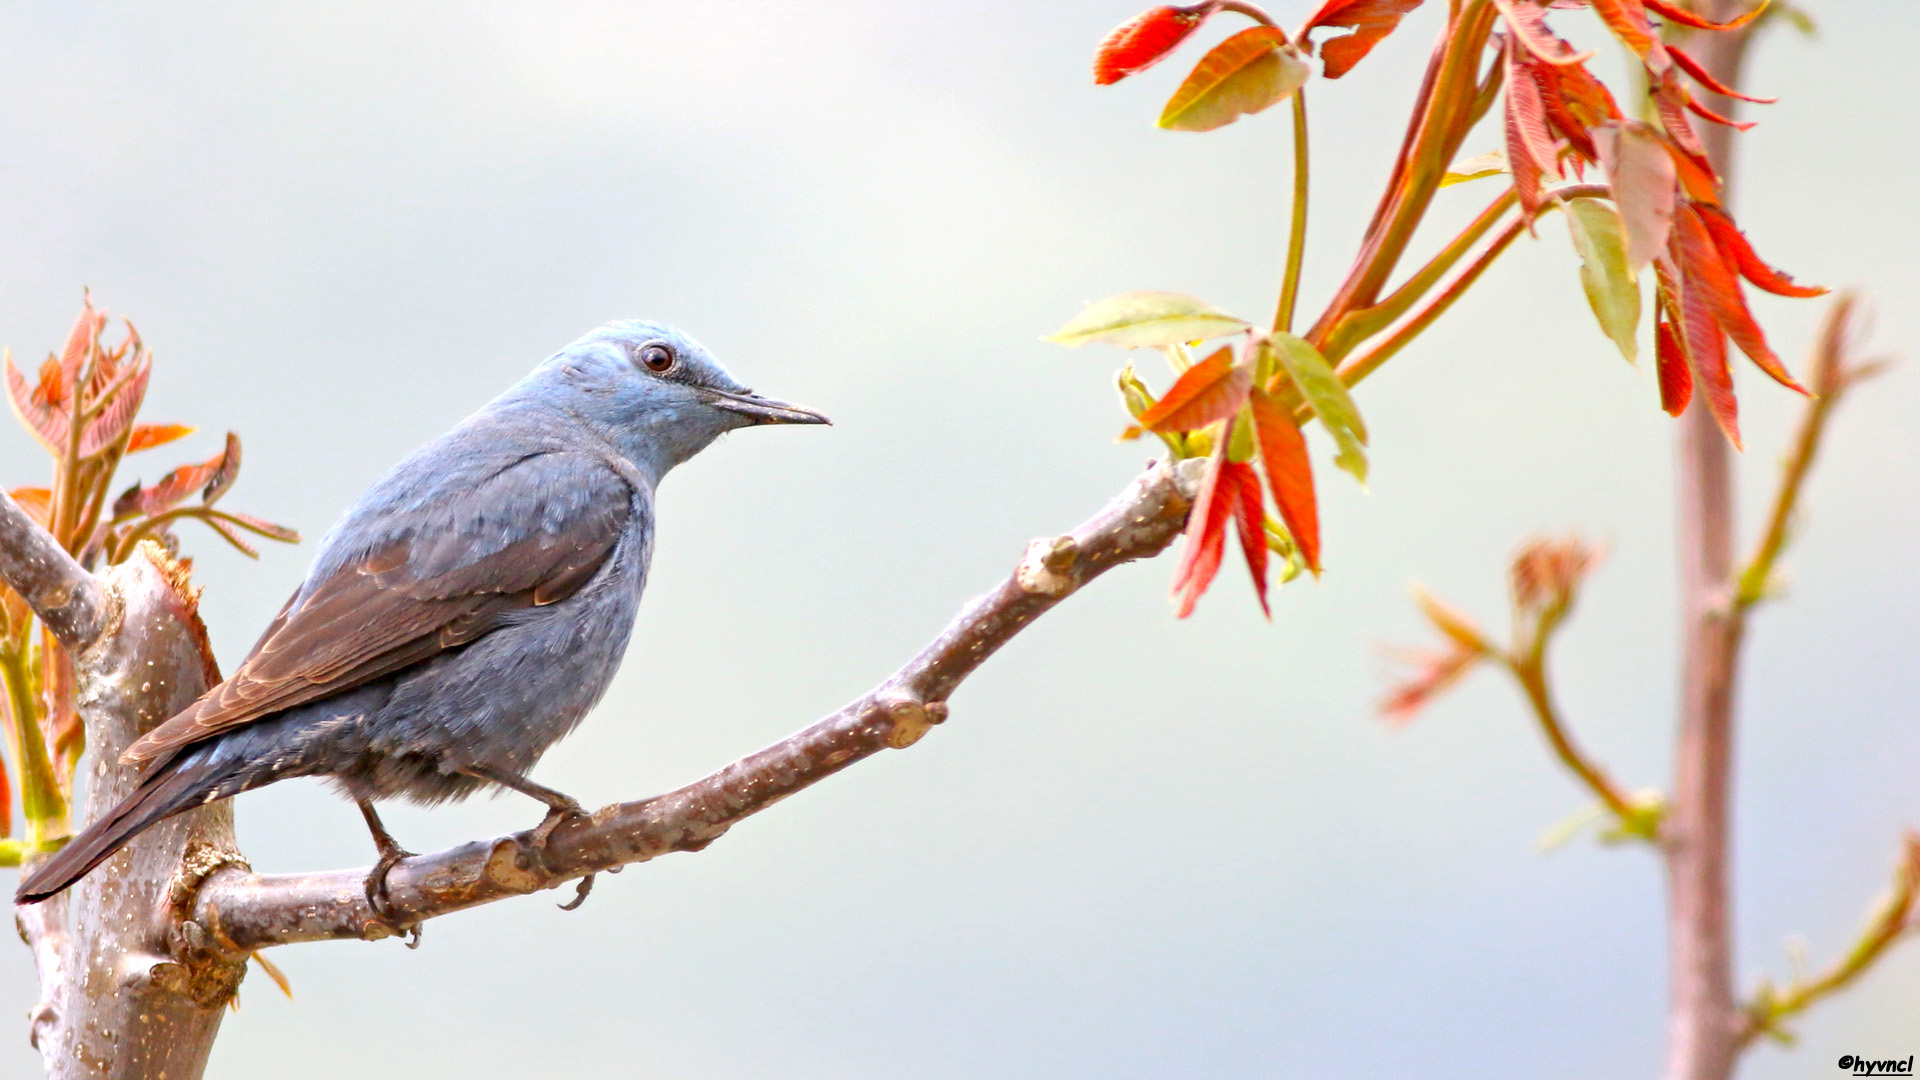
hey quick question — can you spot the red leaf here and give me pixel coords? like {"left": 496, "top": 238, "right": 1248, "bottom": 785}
{"left": 1658, "top": 256, "right": 1740, "bottom": 448}
{"left": 59, "top": 300, "right": 103, "bottom": 374}
{"left": 1300, "top": 0, "right": 1423, "bottom": 79}
{"left": 1225, "top": 461, "right": 1270, "bottom": 617}
{"left": 79, "top": 355, "right": 151, "bottom": 457}
{"left": 1503, "top": 42, "right": 1560, "bottom": 219}
{"left": 1651, "top": 78, "right": 1713, "bottom": 183}
{"left": 5, "top": 353, "right": 68, "bottom": 452}
{"left": 135, "top": 444, "right": 233, "bottom": 518}
{"left": 1589, "top": 0, "right": 1672, "bottom": 73}
{"left": 1250, "top": 388, "right": 1320, "bottom": 575}
{"left": 1672, "top": 204, "right": 1806, "bottom": 394}
{"left": 1172, "top": 443, "right": 1234, "bottom": 618}
{"left": 1684, "top": 92, "right": 1754, "bottom": 131}
{"left": 1694, "top": 204, "right": 1826, "bottom": 298}
{"left": 1137, "top": 346, "right": 1253, "bottom": 432}
{"left": 1532, "top": 57, "right": 1618, "bottom": 164}
{"left": 1667, "top": 44, "right": 1775, "bottom": 104}
{"left": 127, "top": 423, "right": 196, "bottom": 454}
{"left": 201, "top": 432, "right": 243, "bottom": 504}
{"left": 1095, "top": 5, "right": 1206, "bottom": 85}
{"left": 1654, "top": 309, "right": 1692, "bottom": 416}
{"left": 1493, "top": 0, "right": 1593, "bottom": 66}
{"left": 1643, "top": 0, "right": 1767, "bottom": 32}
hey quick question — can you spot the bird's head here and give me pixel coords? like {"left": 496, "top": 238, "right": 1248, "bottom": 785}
{"left": 532, "top": 320, "right": 828, "bottom": 482}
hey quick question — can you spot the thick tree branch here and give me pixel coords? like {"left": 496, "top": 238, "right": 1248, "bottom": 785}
{"left": 0, "top": 490, "right": 105, "bottom": 650}
{"left": 189, "top": 459, "right": 1204, "bottom": 952}
{"left": 1664, "top": 8, "right": 1764, "bottom": 1078}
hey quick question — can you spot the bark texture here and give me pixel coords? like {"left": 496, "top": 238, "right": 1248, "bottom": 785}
{"left": 24, "top": 547, "right": 247, "bottom": 1079}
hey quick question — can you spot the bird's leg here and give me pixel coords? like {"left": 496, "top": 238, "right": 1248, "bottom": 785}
{"left": 458, "top": 764, "right": 596, "bottom": 911}
{"left": 357, "top": 800, "right": 422, "bottom": 948}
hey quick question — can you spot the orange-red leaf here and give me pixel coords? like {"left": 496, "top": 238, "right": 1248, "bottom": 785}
{"left": 218, "top": 510, "right": 300, "bottom": 544}
{"left": 1225, "top": 461, "right": 1270, "bottom": 617}
{"left": 79, "top": 356, "right": 151, "bottom": 457}
{"left": 127, "top": 423, "right": 196, "bottom": 454}
{"left": 1494, "top": 0, "right": 1593, "bottom": 66}
{"left": 131, "top": 443, "right": 233, "bottom": 518}
{"left": 1173, "top": 443, "right": 1233, "bottom": 618}
{"left": 1684, "top": 91, "right": 1753, "bottom": 132}
{"left": 1301, "top": 0, "right": 1422, "bottom": 79}
{"left": 1654, "top": 309, "right": 1692, "bottom": 416}
{"left": 1658, "top": 255, "right": 1740, "bottom": 448}
{"left": 5, "top": 353, "right": 69, "bottom": 452}
{"left": 1589, "top": 0, "right": 1671, "bottom": 73}
{"left": 1673, "top": 203, "right": 1805, "bottom": 394}
{"left": 1138, "top": 346, "right": 1253, "bottom": 432}
{"left": 1694, "top": 204, "right": 1825, "bottom": 298}
{"left": 1095, "top": 5, "right": 1206, "bottom": 85}
{"left": 201, "top": 432, "right": 243, "bottom": 504}
{"left": 1667, "top": 44, "right": 1775, "bottom": 104}
{"left": 8, "top": 487, "right": 51, "bottom": 529}
{"left": 1158, "top": 26, "right": 1308, "bottom": 132}
{"left": 1643, "top": 0, "right": 1767, "bottom": 32}
{"left": 1532, "top": 56, "right": 1619, "bottom": 165}
{"left": 1249, "top": 389, "right": 1320, "bottom": 575}
{"left": 1503, "top": 42, "right": 1559, "bottom": 219}
{"left": 59, "top": 301, "right": 103, "bottom": 374}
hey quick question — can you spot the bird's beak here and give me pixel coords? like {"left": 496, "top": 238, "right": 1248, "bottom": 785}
{"left": 703, "top": 387, "right": 832, "bottom": 426}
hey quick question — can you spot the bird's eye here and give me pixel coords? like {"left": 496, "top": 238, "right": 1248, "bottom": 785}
{"left": 638, "top": 343, "right": 676, "bottom": 373}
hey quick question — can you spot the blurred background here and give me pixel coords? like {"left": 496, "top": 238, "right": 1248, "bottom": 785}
{"left": 0, "top": 2, "right": 1914, "bottom": 1077}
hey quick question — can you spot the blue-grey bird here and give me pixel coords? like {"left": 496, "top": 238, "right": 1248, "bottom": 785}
{"left": 16, "top": 321, "right": 826, "bottom": 911}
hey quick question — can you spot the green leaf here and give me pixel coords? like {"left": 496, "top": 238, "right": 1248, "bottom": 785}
{"left": 1264, "top": 332, "right": 1369, "bottom": 486}
{"left": 1047, "top": 291, "right": 1249, "bottom": 350}
{"left": 1158, "top": 28, "right": 1309, "bottom": 133}
{"left": 1562, "top": 196, "right": 1641, "bottom": 363}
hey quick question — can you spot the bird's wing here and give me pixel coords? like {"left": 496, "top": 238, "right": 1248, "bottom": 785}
{"left": 122, "top": 451, "right": 636, "bottom": 764}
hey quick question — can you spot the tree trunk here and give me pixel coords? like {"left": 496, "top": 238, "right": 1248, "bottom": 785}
{"left": 22, "top": 546, "right": 245, "bottom": 1079}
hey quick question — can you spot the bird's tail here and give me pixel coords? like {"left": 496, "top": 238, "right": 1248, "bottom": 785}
{"left": 14, "top": 748, "right": 240, "bottom": 904}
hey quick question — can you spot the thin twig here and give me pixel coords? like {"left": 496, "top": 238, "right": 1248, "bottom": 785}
{"left": 1735, "top": 832, "right": 1920, "bottom": 1050}
{"left": 187, "top": 460, "right": 1204, "bottom": 951}
{"left": 1505, "top": 654, "right": 1644, "bottom": 832}
{"left": 1734, "top": 293, "right": 1879, "bottom": 611}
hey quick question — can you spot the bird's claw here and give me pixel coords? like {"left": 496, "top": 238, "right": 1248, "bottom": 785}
{"left": 363, "top": 846, "right": 423, "bottom": 948}
{"left": 527, "top": 801, "right": 595, "bottom": 912}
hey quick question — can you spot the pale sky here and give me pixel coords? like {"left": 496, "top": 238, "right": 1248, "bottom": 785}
{"left": 1, "top": 3, "right": 1915, "bottom": 1077}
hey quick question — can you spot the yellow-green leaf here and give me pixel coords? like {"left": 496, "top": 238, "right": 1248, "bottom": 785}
{"left": 1047, "top": 291, "right": 1248, "bottom": 349}
{"left": 1441, "top": 148, "right": 1507, "bottom": 187}
{"left": 1264, "top": 332, "right": 1368, "bottom": 485}
{"left": 1158, "top": 28, "right": 1309, "bottom": 133}
{"left": 1562, "top": 196, "right": 1640, "bottom": 363}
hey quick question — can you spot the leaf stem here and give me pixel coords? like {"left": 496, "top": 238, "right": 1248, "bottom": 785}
{"left": 1505, "top": 649, "right": 1646, "bottom": 834}
{"left": 1, "top": 643, "right": 67, "bottom": 843}
{"left": 1328, "top": 215, "right": 1526, "bottom": 396}
{"left": 1274, "top": 90, "right": 1310, "bottom": 333}
{"left": 1320, "top": 188, "right": 1518, "bottom": 362}
{"left": 1736, "top": 832, "right": 1920, "bottom": 1050}
{"left": 1733, "top": 294, "right": 1873, "bottom": 610}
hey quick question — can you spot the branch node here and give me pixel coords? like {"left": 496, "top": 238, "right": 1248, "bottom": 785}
{"left": 1016, "top": 536, "right": 1079, "bottom": 597}
{"left": 882, "top": 697, "right": 937, "bottom": 749}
